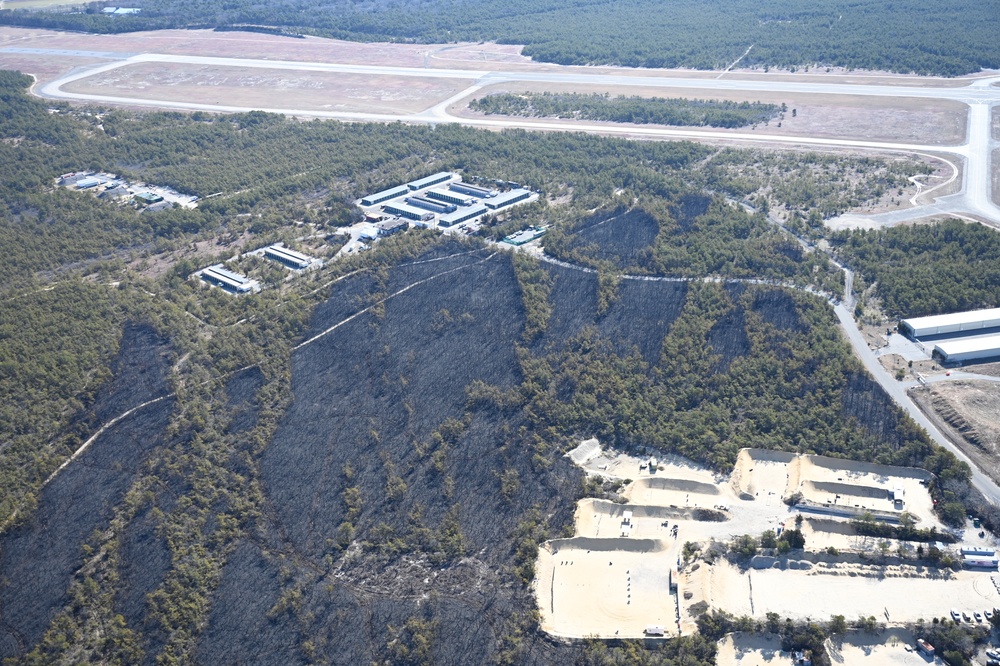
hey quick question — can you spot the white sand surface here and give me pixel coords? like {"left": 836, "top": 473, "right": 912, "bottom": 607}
{"left": 795, "top": 456, "right": 938, "bottom": 525}
{"left": 716, "top": 634, "right": 794, "bottom": 666}
{"left": 827, "top": 629, "right": 930, "bottom": 665}
{"left": 536, "top": 537, "right": 678, "bottom": 638}
{"left": 695, "top": 561, "right": 1000, "bottom": 623}
{"left": 625, "top": 476, "right": 723, "bottom": 508}
{"left": 731, "top": 449, "right": 795, "bottom": 499}
{"left": 540, "top": 446, "right": 992, "bottom": 640}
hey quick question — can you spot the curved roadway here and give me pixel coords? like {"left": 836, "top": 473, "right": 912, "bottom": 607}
{"left": 19, "top": 47, "right": 1000, "bottom": 502}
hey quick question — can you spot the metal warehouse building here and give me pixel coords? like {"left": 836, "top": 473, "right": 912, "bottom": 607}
{"left": 933, "top": 334, "right": 1000, "bottom": 364}
{"left": 426, "top": 189, "right": 474, "bottom": 206}
{"left": 405, "top": 196, "right": 456, "bottom": 214}
{"left": 485, "top": 188, "right": 532, "bottom": 210}
{"left": 407, "top": 172, "right": 453, "bottom": 191}
{"left": 264, "top": 244, "right": 313, "bottom": 270}
{"left": 200, "top": 265, "right": 259, "bottom": 294}
{"left": 383, "top": 202, "right": 435, "bottom": 221}
{"left": 360, "top": 185, "right": 409, "bottom": 207}
{"left": 439, "top": 204, "right": 488, "bottom": 227}
{"left": 450, "top": 182, "right": 495, "bottom": 198}
{"left": 900, "top": 307, "right": 1000, "bottom": 338}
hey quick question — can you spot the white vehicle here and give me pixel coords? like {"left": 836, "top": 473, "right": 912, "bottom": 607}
{"left": 975, "top": 611, "right": 984, "bottom": 623}
{"left": 951, "top": 609, "right": 961, "bottom": 621}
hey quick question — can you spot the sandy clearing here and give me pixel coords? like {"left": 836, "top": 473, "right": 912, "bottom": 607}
{"left": 828, "top": 629, "right": 929, "bottom": 666}
{"left": 693, "top": 560, "right": 999, "bottom": 624}
{"left": 718, "top": 628, "right": 934, "bottom": 666}
{"left": 793, "top": 455, "right": 937, "bottom": 525}
{"left": 450, "top": 81, "right": 968, "bottom": 145}
{"left": 625, "top": 476, "right": 723, "bottom": 509}
{"left": 716, "top": 633, "right": 795, "bottom": 666}
{"left": 575, "top": 498, "right": 703, "bottom": 539}
{"left": 536, "top": 537, "right": 679, "bottom": 638}
{"left": 731, "top": 449, "right": 795, "bottom": 500}
{"left": 61, "top": 61, "right": 473, "bottom": 115}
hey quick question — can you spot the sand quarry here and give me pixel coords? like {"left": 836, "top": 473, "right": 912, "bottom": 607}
{"left": 535, "top": 443, "right": 1000, "bottom": 641}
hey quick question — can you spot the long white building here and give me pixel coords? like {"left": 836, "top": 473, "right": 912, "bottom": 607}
{"left": 933, "top": 334, "right": 1000, "bottom": 364}
{"left": 900, "top": 307, "right": 1000, "bottom": 338}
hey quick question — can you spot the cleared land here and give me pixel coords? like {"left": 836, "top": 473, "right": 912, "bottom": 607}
{"left": 456, "top": 82, "right": 968, "bottom": 145}
{"left": 537, "top": 446, "right": 962, "bottom": 639}
{"left": 910, "top": 380, "right": 1000, "bottom": 487}
{"left": 0, "top": 27, "right": 977, "bottom": 148}
{"left": 718, "top": 628, "right": 937, "bottom": 666}
{"left": 63, "top": 62, "right": 474, "bottom": 114}
{"left": 688, "top": 559, "right": 999, "bottom": 625}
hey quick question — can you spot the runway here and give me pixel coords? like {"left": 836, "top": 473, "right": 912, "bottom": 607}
{"left": 19, "top": 47, "right": 998, "bottom": 226}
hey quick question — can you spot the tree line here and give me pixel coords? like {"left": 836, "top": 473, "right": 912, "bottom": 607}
{"left": 2, "top": 0, "right": 998, "bottom": 76}
{"left": 470, "top": 92, "right": 782, "bottom": 128}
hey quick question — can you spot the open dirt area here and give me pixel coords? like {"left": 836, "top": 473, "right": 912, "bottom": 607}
{"left": 716, "top": 634, "right": 796, "bottom": 666}
{"left": 792, "top": 455, "right": 936, "bottom": 523}
{"left": 537, "top": 443, "right": 972, "bottom": 639}
{"left": 686, "top": 559, "right": 999, "bottom": 626}
{"left": 536, "top": 537, "right": 679, "bottom": 638}
{"left": 453, "top": 82, "right": 968, "bottom": 145}
{"left": 719, "top": 628, "right": 946, "bottom": 666}
{"left": 910, "top": 380, "right": 1000, "bottom": 487}
{"left": 62, "top": 62, "right": 473, "bottom": 115}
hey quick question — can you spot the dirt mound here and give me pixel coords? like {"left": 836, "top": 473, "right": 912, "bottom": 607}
{"left": 926, "top": 381, "right": 1000, "bottom": 454}
{"left": 741, "top": 449, "right": 797, "bottom": 464}
{"left": 806, "top": 480, "right": 889, "bottom": 500}
{"left": 635, "top": 477, "right": 720, "bottom": 495}
{"left": 802, "top": 454, "right": 931, "bottom": 481}
{"left": 546, "top": 536, "right": 668, "bottom": 554}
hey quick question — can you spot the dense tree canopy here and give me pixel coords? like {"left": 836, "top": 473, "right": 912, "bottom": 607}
{"left": 832, "top": 220, "right": 1000, "bottom": 317}
{"left": 2, "top": 0, "right": 998, "bottom": 76}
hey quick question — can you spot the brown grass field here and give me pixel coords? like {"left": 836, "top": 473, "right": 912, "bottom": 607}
{"left": 62, "top": 62, "right": 474, "bottom": 114}
{"left": 453, "top": 81, "right": 968, "bottom": 145}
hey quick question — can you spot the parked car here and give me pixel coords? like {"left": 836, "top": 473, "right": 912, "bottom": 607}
{"left": 951, "top": 609, "right": 961, "bottom": 621}
{"left": 986, "top": 648, "right": 1000, "bottom": 660}
{"left": 975, "top": 611, "right": 984, "bottom": 623}
{"left": 963, "top": 612, "right": 972, "bottom": 622}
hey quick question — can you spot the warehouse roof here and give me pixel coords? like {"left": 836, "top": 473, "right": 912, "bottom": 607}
{"left": 385, "top": 201, "right": 434, "bottom": 217}
{"left": 406, "top": 171, "right": 453, "bottom": 190}
{"left": 439, "top": 204, "right": 488, "bottom": 225}
{"left": 934, "top": 334, "right": 1000, "bottom": 358}
{"left": 902, "top": 308, "right": 1000, "bottom": 333}
{"left": 487, "top": 188, "right": 532, "bottom": 209}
